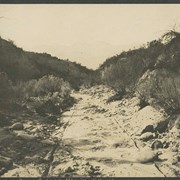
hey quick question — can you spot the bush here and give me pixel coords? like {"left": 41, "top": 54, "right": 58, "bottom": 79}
{"left": 101, "top": 52, "right": 147, "bottom": 92}
{"left": 13, "top": 75, "right": 73, "bottom": 115}
{"left": 136, "top": 69, "right": 180, "bottom": 113}
{"left": 0, "top": 72, "right": 14, "bottom": 100}
{"left": 14, "top": 75, "right": 71, "bottom": 99}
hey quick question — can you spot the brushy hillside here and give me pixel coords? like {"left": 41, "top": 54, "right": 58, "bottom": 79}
{"left": 98, "top": 31, "right": 180, "bottom": 114}
{"left": 0, "top": 37, "right": 99, "bottom": 121}
{"left": 1, "top": 31, "right": 180, "bottom": 115}
{"left": 0, "top": 37, "right": 98, "bottom": 90}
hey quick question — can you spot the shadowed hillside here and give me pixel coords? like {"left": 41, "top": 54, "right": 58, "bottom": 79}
{"left": 0, "top": 37, "right": 98, "bottom": 90}
{"left": 0, "top": 37, "right": 99, "bottom": 126}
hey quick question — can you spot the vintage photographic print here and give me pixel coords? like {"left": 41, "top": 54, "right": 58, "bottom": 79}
{"left": 0, "top": 3, "right": 180, "bottom": 178}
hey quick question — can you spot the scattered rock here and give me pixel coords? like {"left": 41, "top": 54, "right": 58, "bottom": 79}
{"left": 106, "top": 90, "right": 125, "bottom": 103}
{"left": 55, "top": 126, "right": 60, "bottom": 130}
{"left": 41, "top": 139, "right": 55, "bottom": 146}
{"left": 151, "top": 140, "right": 163, "bottom": 150}
{"left": 0, "top": 167, "right": 6, "bottom": 176}
{"left": 64, "top": 166, "right": 75, "bottom": 173}
{"left": 140, "top": 132, "right": 155, "bottom": 141}
{"left": 163, "top": 141, "right": 170, "bottom": 149}
{"left": 172, "top": 156, "right": 179, "bottom": 165}
{"left": 171, "top": 146, "right": 179, "bottom": 152}
{"left": 10, "top": 122, "right": 24, "bottom": 130}
{"left": 16, "top": 132, "right": 36, "bottom": 141}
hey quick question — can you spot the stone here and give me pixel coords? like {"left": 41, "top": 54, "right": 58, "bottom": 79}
{"left": 10, "top": 122, "right": 24, "bottom": 130}
{"left": 151, "top": 140, "right": 163, "bottom": 150}
{"left": 172, "top": 156, "right": 179, "bottom": 165}
{"left": 131, "top": 106, "right": 166, "bottom": 135}
{"left": 16, "top": 132, "right": 36, "bottom": 141}
{"left": 171, "top": 146, "right": 179, "bottom": 152}
{"left": 140, "top": 132, "right": 155, "bottom": 141}
{"left": 41, "top": 139, "right": 55, "bottom": 146}
{"left": 55, "top": 126, "right": 59, "bottom": 130}
{"left": 163, "top": 141, "right": 170, "bottom": 149}
{"left": 0, "top": 167, "right": 6, "bottom": 176}
{"left": 64, "top": 166, "right": 75, "bottom": 173}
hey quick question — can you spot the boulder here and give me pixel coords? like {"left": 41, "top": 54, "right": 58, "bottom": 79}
{"left": 171, "top": 156, "right": 179, "bottom": 165}
{"left": 10, "top": 122, "right": 24, "bottom": 130}
{"left": 16, "top": 132, "right": 36, "bottom": 141}
{"left": 131, "top": 106, "right": 167, "bottom": 135}
{"left": 140, "top": 132, "right": 155, "bottom": 141}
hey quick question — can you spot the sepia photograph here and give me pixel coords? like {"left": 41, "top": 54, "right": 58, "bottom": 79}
{"left": 0, "top": 2, "right": 180, "bottom": 178}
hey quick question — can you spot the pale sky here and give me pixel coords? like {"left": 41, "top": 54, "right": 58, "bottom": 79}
{"left": 0, "top": 4, "right": 180, "bottom": 69}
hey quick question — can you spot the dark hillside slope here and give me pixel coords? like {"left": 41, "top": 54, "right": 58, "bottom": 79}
{"left": 0, "top": 37, "right": 97, "bottom": 89}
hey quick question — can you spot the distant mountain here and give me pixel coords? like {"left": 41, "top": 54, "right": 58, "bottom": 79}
{"left": 0, "top": 37, "right": 98, "bottom": 90}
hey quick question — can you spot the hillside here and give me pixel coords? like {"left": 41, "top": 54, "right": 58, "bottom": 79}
{"left": 0, "top": 32, "right": 179, "bottom": 177}
{"left": 0, "top": 37, "right": 98, "bottom": 90}
{"left": 97, "top": 31, "right": 180, "bottom": 114}
{"left": 99, "top": 31, "right": 180, "bottom": 88}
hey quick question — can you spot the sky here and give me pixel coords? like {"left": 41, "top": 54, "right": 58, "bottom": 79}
{"left": 0, "top": 4, "right": 180, "bottom": 69}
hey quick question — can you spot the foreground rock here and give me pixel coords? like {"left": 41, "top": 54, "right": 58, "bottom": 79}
{"left": 140, "top": 132, "right": 155, "bottom": 141}
{"left": 10, "top": 122, "right": 24, "bottom": 130}
{"left": 131, "top": 106, "right": 167, "bottom": 135}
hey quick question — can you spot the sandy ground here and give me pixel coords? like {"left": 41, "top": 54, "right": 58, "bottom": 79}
{"left": 1, "top": 86, "right": 179, "bottom": 177}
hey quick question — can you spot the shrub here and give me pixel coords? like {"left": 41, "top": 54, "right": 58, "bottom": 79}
{"left": 13, "top": 75, "right": 73, "bottom": 115}
{"left": 0, "top": 72, "right": 14, "bottom": 100}
{"left": 14, "top": 75, "right": 71, "bottom": 99}
{"left": 136, "top": 69, "right": 180, "bottom": 113}
{"left": 101, "top": 52, "right": 147, "bottom": 92}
